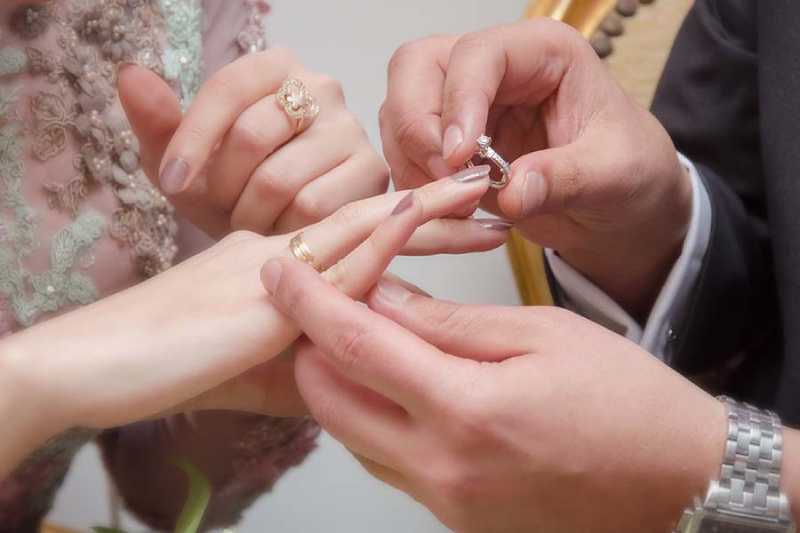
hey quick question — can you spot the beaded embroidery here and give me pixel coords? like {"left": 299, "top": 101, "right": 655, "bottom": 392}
{"left": 159, "top": 0, "right": 203, "bottom": 111}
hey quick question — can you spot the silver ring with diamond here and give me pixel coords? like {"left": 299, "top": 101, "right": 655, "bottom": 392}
{"left": 276, "top": 78, "right": 321, "bottom": 134}
{"left": 466, "top": 134, "right": 511, "bottom": 189}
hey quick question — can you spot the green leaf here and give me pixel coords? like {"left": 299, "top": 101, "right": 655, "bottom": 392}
{"left": 173, "top": 458, "right": 212, "bottom": 533}
{"left": 92, "top": 528, "right": 128, "bottom": 533}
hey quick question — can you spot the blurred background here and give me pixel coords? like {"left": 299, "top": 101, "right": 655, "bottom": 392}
{"left": 46, "top": 0, "right": 692, "bottom": 530}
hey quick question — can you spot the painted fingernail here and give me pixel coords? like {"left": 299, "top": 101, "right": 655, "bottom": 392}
{"left": 392, "top": 192, "right": 415, "bottom": 215}
{"left": 159, "top": 158, "right": 190, "bottom": 195}
{"left": 521, "top": 170, "right": 547, "bottom": 216}
{"left": 450, "top": 165, "right": 490, "bottom": 183}
{"left": 475, "top": 218, "right": 514, "bottom": 231}
{"left": 375, "top": 278, "right": 411, "bottom": 305}
{"left": 442, "top": 124, "right": 464, "bottom": 160}
{"left": 427, "top": 155, "right": 452, "bottom": 179}
{"left": 261, "top": 260, "right": 283, "bottom": 296}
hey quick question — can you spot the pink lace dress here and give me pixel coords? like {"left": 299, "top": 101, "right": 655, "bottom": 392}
{"left": 0, "top": 2, "right": 319, "bottom": 531}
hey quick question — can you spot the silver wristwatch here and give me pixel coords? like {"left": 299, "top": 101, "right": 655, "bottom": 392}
{"left": 676, "top": 396, "right": 796, "bottom": 533}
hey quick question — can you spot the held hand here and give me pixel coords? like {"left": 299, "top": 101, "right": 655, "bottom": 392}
{"left": 381, "top": 20, "right": 692, "bottom": 316}
{"left": 0, "top": 169, "right": 503, "bottom": 446}
{"left": 119, "top": 50, "right": 388, "bottom": 238}
{"left": 263, "top": 266, "right": 726, "bottom": 533}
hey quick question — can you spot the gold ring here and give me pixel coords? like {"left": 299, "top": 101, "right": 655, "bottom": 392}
{"left": 276, "top": 78, "right": 320, "bottom": 134}
{"left": 289, "top": 233, "right": 322, "bottom": 272}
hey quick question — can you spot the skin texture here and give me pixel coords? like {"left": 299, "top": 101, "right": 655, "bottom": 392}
{"left": 380, "top": 19, "right": 693, "bottom": 319}
{"left": 121, "top": 49, "right": 389, "bottom": 239}
{"left": 263, "top": 262, "right": 800, "bottom": 533}
{"left": 0, "top": 167, "right": 505, "bottom": 480}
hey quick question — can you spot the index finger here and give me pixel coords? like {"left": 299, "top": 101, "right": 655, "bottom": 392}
{"left": 157, "top": 48, "right": 297, "bottom": 194}
{"left": 441, "top": 20, "right": 580, "bottom": 167}
{"left": 382, "top": 35, "right": 456, "bottom": 185}
{"left": 262, "top": 256, "right": 454, "bottom": 414}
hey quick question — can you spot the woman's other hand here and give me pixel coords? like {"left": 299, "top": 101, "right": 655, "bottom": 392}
{"left": 264, "top": 263, "right": 728, "bottom": 533}
{"left": 119, "top": 50, "right": 388, "bottom": 239}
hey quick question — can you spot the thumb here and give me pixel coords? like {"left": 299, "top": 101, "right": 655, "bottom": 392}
{"left": 118, "top": 64, "right": 181, "bottom": 185}
{"left": 119, "top": 65, "right": 229, "bottom": 236}
{"left": 497, "top": 128, "right": 626, "bottom": 220}
{"left": 440, "top": 20, "right": 581, "bottom": 169}
{"left": 367, "top": 278, "right": 540, "bottom": 361}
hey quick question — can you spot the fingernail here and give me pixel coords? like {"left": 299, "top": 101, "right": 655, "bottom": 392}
{"left": 116, "top": 61, "right": 136, "bottom": 76}
{"left": 392, "top": 192, "right": 415, "bottom": 215}
{"left": 450, "top": 165, "right": 490, "bottom": 183}
{"left": 159, "top": 158, "right": 190, "bottom": 195}
{"left": 442, "top": 125, "right": 464, "bottom": 161}
{"left": 521, "top": 170, "right": 547, "bottom": 216}
{"left": 426, "top": 155, "right": 452, "bottom": 179}
{"left": 261, "top": 260, "right": 283, "bottom": 296}
{"left": 475, "top": 218, "right": 514, "bottom": 232}
{"left": 375, "top": 278, "right": 411, "bottom": 305}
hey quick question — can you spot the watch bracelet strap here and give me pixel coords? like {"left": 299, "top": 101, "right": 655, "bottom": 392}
{"left": 705, "top": 396, "right": 792, "bottom": 522}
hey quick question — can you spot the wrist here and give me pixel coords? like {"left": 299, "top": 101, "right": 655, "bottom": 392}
{"left": 0, "top": 340, "right": 62, "bottom": 477}
{"left": 782, "top": 426, "right": 800, "bottom": 519}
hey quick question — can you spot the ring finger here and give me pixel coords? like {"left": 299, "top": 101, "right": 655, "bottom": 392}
{"left": 230, "top": 120, "right": 355, "bottom": 233}
{"left": 282, "top": 165, "right": 491, "bottom": 273}
{"left": 206, "top": 94, "right": 299, "bottom": 210}
{"left": 273, "top": 150, "right": 389, "bottom": 233}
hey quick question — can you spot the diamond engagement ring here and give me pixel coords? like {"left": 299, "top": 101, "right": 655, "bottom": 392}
{"left": 276, "top": 78, "right": 320, "bottom": 134}
{"left": 466, "top": 135, "right": 511, "bottom": 189}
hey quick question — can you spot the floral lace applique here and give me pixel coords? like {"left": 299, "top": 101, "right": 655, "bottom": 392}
{"left": 159, "top": 0, "right": 204, "bottom": 110}
{"left": 19, "top": 0, "right": 181, "bottom": 278}
{"left": 0, "top": 91, "right": 105, "bottom": 327}
{"left": 0, "top": 47, "right": 28, "bottom": 78}
{"left": 0, "top": 90, "right": 38, "bottom": 259}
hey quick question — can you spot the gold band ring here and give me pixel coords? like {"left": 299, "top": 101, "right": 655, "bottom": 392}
{"left": 289, "top": 233, "right": 322, "bottom": 272}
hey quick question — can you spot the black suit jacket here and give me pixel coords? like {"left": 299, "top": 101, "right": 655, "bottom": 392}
{"left": 651, "top": 0, "right": 800, "bottom": 424}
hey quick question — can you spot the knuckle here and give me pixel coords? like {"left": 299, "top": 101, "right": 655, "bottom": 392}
{"left": 230, "top": 115, "right": 272, "bottom": 152}
{"left": 202, "top": 74, "right": 239, "bottom": 105}
{"left": 291, "top": 188, "right": 328, "bottom": 224}
{"left": 453, "top": 31, "right": 493, "bottom": 57}
{"left": 446, "top": 394, "right": 495, "bottom": 445}
{"left": 367, "top": 157, "right": 391, "bottom": 193}
{"left": 314, "top": 74, "right": 345, "bottom": 102}
{"left": 421, "top": 460, "right": 482, "bottom": 510}
{"left": 330, "top": 325, "right": 370, "bottom": 372}
{"left": 325, "top": 260, "right": 349, "bottom": 290}
{"left": 393, "top": 113, "right": 431, "bottom": 152}
{"left": 331, "top": 201, "right": 365, "bottom": 229}
{"left": 252, "top": 167, "right": 293, "bottom": 203}
{"left": 279, "top": 276, "right": 313, "bottom": 315}
{"left": 388, "top": 39, "right": 426, "bottom": 73}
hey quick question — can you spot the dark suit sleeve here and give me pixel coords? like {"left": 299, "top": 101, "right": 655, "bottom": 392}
{"left": 651, "top": 0, "right": 778, "bottom": 377}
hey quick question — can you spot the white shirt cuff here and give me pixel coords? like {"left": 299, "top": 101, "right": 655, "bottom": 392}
{"left": 545, "top": 154, "right": 712, "bottom": 362}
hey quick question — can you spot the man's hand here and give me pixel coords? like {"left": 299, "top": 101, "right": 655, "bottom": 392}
{"left": 263, "top": 263, "right": 726, "bottom": 533}
{"left": 381, "top": 19, "right": 692, "bottom": 317}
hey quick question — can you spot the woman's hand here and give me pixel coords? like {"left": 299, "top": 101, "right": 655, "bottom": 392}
{"left": 380, "top": 20, "right": 692, "bottom": 317}
{"left": 119, "top": 49, "right": 388, "bottom": 238}
{"left": 263, "top": 264, "right": 729, "bottom": 533}
{"left": 0, "top": 168, "right": 505, "bottom": 477}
